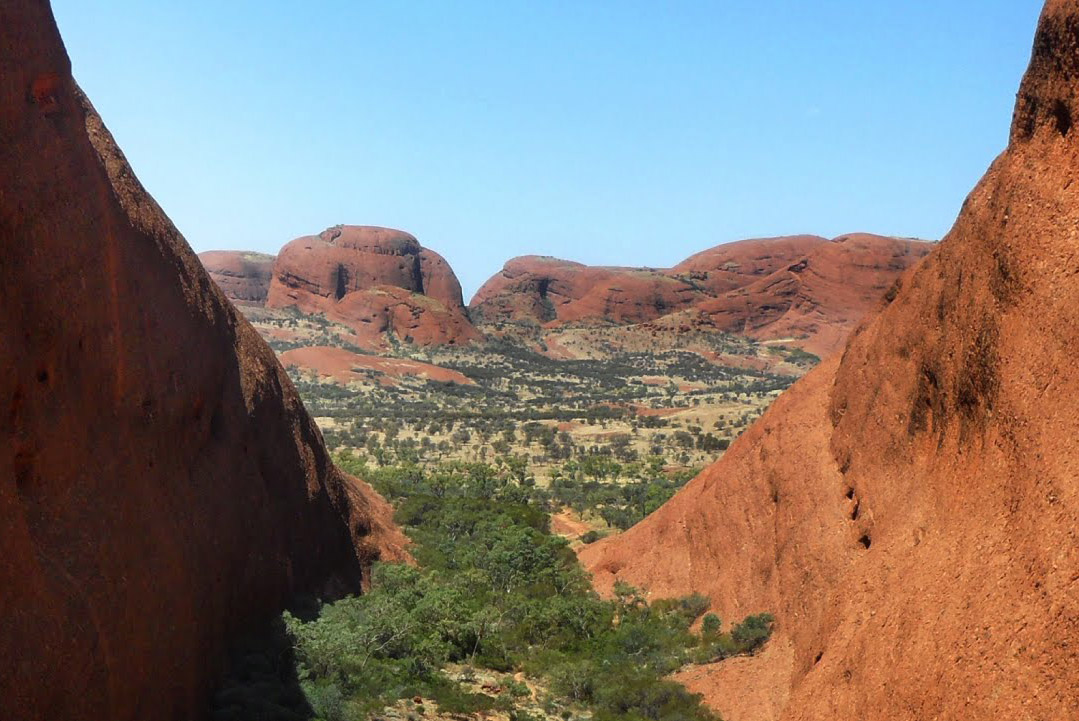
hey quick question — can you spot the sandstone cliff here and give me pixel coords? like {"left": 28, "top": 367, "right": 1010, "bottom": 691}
{"left": 582, "top": 2, "right": 1079, "bottom": 719}
{"left": 0, "top": 4, "right": 407, "bottom": 720}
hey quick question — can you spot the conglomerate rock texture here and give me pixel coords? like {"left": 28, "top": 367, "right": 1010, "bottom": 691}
{"left": 582, "top": 2, "right": 1079, "bottom": 719}
{"left": 0, "top": 4, "right": 407, "bottom": 720}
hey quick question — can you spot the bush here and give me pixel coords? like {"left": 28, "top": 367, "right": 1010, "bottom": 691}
{"left": 731, "top": 613, "right": 775, "bottom": 654}
{"left": 284, "top": 459, "right": 767, "bottom": 721}
{"left": 580, "top": 530, "right": 605, "bottom": 544}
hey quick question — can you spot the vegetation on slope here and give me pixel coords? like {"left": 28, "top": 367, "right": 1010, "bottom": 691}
{"left": 279, "top": 463, "right": 774, "bottom": 721}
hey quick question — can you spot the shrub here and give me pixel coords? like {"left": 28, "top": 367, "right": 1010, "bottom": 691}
{"left": 580, "top": 530, "right": 604, "bottom": 544}
{"left": 731, "top": 613, "right": 775, "bottom": 654}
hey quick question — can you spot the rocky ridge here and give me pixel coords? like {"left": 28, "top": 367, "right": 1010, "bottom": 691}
{"left": 470, "top": 234, "right": 932, "bottom": 357}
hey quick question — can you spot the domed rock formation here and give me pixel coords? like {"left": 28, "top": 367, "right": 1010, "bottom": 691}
{"left": 471, "top": 235, "right": 931, "bottom": 357}
{"left": 582, "top": 3, "right": 1079, "bottom": 719}
{"left": 267, "top": 225, "right": 481, "bottom": 349}
{"left": 469, "top": 256, "right": 699, "bottom": 326}
{"left": 669, "top": 234, "right": 831, "bottom": 295}
{"left": 0, "top": 5, "right": 407, "bottom": 721}
{"left": 689, "top": 233, "right": 933, "bottom": 357}
{"left": 198, "top": 250, "right": 275, "bottom": 305}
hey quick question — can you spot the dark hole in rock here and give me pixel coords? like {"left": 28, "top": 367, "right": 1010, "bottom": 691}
{"left": 334, "top": 265, "right": 349, "bottom": 300}
{"left": 845, "top": 487, "right": 855, "bottom": 500}
{"left": 851, "top": 500, "right": 860, "bottom": 520}
{"left": 858, "top": 534, "right": 871, "bottom": 550}
{"left": 36, "top": 368, "right": 48, "bottom": 384}
{"left": 1053, "top": 99, "right": 1072, "bottom": 137}
{"left": 814, "top": 652, "right": 823, "bottom": 665}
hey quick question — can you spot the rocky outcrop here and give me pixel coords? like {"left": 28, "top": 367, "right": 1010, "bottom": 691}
{"left": 197, "top": 250, "right": 275, "bottom": 305}
{"left": 266, "top": 225, "right": 481, "bottom": 350}
{"left": 689, "top": 233, "right": 933, "bottom": 357}
{"left": 470, "top": 235, "right": 931, "bottom": 357}
{"left": 0, "top": 5, "right": 407, "bottom": 721}
{"left": 669, "top": 234, "right": 831, "bottom": 295}
{"left": 582, "top": 3, "right": 1079, "bottom": 719}
{"left": 469, "top": 256, "right": 700, "bottom": 326}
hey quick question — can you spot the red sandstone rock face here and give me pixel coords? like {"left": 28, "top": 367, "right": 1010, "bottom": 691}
{"left": 470, "top": 256, "right": 700, "bottom": 326}
{"left": 0, "top": 6, "right": 407, "bottom": 721}
{"left": 198, "top": 250, "right": 275, "bottom": 305}
{"left": 470, "top": 236, "right": 930, "bottom": 356}
{"left": 691, "top": 233, "right": 933, "bottom": 357}
{"left": 670, "top": 234, "right": 831, "bottom": 294}
{"left": 582, "top": 3, "right": 1079, "bottom": 719}
{"left": 266, "top": 225, "right": 480, "bottom": 349}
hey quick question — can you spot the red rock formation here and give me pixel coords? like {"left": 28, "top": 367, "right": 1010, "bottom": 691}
{"left": 469, "top": 256, "right": 698, "bottom": 326}
{"left": 267, "top": 225, "right": 481, "bottom": 349}
{"left": 670, "top": 234, "right": 830, "bottom": 294}
{"left": 470, "top": 256, "right": 699, "bottom": 326}
{"left": 692, "top": 234, "right": 933, "bottom": 357}
{"left": 197, "top": 250, "right": 275, "bottom": 305}
{"left": 470, "top": 235, "right": 930, "bottom": 356}
{"left": 582, "top": 3, "right": 1079, "bottom": 719}
{"left": 0, "top": 5, "right": 407, "bottom": 720}
{"left": 557, "top": 271, "right": 701, "bottom": 324}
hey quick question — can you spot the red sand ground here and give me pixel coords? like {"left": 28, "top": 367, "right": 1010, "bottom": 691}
{"left": 279, "top": 346, "right": 474, "bottom": 386}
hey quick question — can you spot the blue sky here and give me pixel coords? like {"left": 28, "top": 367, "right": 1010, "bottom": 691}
{"left": 52, "top": 1, "right": 1043, "bottom": 300}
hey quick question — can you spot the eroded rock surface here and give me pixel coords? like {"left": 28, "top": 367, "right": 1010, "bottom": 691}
{"left": 582, "top": 3, "right": 1079, "bottom": 719}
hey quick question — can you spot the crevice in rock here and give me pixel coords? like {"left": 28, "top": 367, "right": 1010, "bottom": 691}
{"left": 858, "top": 534, "right": 871, "bottom": 550}
{"left": 334, "top": 264, "right": 349, "bottom": 301}
{"left": 1053, "top": 98, "right": 1072, "bottom": 137}
{"left": 410, "top": 255, "right": 425, "bottom": 296}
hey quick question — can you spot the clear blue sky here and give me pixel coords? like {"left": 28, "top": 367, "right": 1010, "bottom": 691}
{"left": 52, "top": 1, "right": 1043, "bottom": 300}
